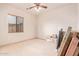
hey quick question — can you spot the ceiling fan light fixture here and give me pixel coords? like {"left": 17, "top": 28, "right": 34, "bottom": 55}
{"left": 34, "top": 7, "right": 41, "bottom": 12}
{"left": 26, "top": 3, "right": 47, "bottom": 12}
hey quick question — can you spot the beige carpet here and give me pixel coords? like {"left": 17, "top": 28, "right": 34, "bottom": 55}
{"left": 0, "top": 39, "right": 57, "bottom": 56}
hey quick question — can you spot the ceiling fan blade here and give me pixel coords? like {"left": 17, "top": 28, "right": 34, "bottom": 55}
{"left": 34, "top": 3, "right": 40, "bottom": 6}
{"left": 40, "top": 5, "right": 47, "bottom": 9}
{"left": 26, "top": 6, "right": 36, "bottom": 10}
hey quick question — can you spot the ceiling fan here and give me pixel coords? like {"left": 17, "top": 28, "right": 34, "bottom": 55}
{"left": 26, "top": 3, "right": 47, "bottom": 11}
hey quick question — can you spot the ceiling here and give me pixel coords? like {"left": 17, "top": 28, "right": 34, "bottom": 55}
{"left": 0, "top": 3, "right": 76, "bottom": 15}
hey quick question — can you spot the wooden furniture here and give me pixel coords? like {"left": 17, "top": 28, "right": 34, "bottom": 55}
{"left": 58, "top": 27, "right": 79, "bottom": 56}
{"left": 65, "top": 32, "right": 79, "bottom": 56}
{"left": 58, "top": 27, "right": 72, "bottom": 56}
{"left": 73, "top": 46, "right": 79, "bottom": 56}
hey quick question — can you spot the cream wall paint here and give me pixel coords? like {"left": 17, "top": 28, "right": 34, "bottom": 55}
{"left": 0, "top": 5, "right": 36, "bottom": 45}
{"left": 0, "top": 4, "right": 78, "bottom": 46}
{"left": 37, "top": 4, "right": 77, "bottom": 39}
{"left": 77, "top": 4, "right": 79, "bottom": 31}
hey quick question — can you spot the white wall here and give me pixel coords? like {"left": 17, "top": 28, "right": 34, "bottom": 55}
{"left": 0, "top": 4, "right": 78, "bottom": 45}
{"left": 0, "top": 5, "right": 36, "bottom": 45}
{"left": 77, "top": 4, "right": 79, "bottom": 31}
{"left": 37, "top": 4, "right": 77, "bottom": 39}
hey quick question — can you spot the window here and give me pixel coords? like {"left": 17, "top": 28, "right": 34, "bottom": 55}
{"left": 8, "top": 14, "right": 24, "bottom": 33}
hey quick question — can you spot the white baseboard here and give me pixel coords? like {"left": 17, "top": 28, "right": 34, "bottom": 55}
{"left": 0, "top": 37, "right": 36, "bottom": 48}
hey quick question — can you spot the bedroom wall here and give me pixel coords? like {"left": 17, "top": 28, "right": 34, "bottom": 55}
{"left": 77, "top": 4, "right": 79, "bottom": 31}
{"left": 37, "top": 4, "right": 77, "bottom": 40}
{"left": 0, "top": 3, "right": 78, "bottom": 45}
{"left": 0, "top": 5, "right": 36, "bottom": 45}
